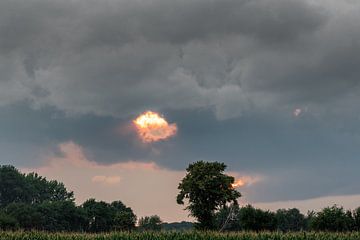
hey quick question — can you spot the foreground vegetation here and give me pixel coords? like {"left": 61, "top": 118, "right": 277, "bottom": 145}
{"left": 2, "top": 231, "right": 360, "bottom": 240}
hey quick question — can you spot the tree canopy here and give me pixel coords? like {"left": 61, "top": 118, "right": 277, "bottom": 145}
{"left": 177, "top": 161, "right": 241, "bottom": 230}
{"left": 0, "top": 165, "right": 74, "bottom": 207}
{"left": 138, "top": 215, "right": 162, "bottom": 231}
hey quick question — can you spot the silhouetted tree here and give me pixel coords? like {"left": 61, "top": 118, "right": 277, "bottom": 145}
{"left": 238, "top": 205, "right": 276, "bottom": 231}
{"left": 177, "top": 161, "right": 241, "bottom": 230}
{"left": 138, "top": 215, "right": 162, "bottom": 231}
{"left": 0, "top": 166, "right": 135, "bottom": 232}
{"left": 276, "top": 208, "right": 305, "bottom": 232}
{"left": 310, "top": 205, "right": 354, "bottom": 232}
{"left": 353, "top": 207, "right": 360, "bottom": 231}
{"left": 215, "top": 204, "right": 241, "bottom": 231}
{"left": 0, "top": 165, "right": 74, "bottom": 207}
{"left": 0, "top": 212, "right": 18, "bottom": 230}
{"left": 111, "top": 201, "right": 137, "bottom": 231}
{"left": 82, "top": 199, "right": 136, "bottom": 232}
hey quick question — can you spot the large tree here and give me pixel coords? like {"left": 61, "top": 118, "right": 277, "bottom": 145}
{"left": 176, "top": 161, "right": 241, "bottom": 230}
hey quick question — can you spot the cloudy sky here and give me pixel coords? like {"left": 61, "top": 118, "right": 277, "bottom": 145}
{"left": 2, "top": 0, "right": 360, "bottom": 222}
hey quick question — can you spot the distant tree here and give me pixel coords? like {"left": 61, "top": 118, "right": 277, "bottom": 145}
{"left": 138, "top": 215, "right": 162, "bottom": 231}
{"left": 82, "top": 199, "right": 114, "bottom": 232}
{"left": 238, "top": 205, "right": 276, "bottom": 231}
{"left": 161, "top": 221, "right": 194, "bottom": 231}
{"left": 215, "top": 204, "right": 241, "bottom": 231}
{"left": 310, "top": 205, "right": 354, "bottom": 232}
{"left": 82, "top": 199, "right": 136, "bottom": 232}
{"left": 276, "top": 208, "right": 305, "bottom": 232}
{"left": 177, "top": 161, "right": 241, "bottom": 230}
{"left": 111, "top": 201, "right": 137, "bottom": 231}
{"left": 35, "top": 201, "right": 87, "bottom": 232}
{"left": 305, "top": 210, "right": 316, "bottom": 230}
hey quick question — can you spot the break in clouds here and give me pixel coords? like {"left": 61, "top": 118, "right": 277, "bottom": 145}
{"left": 1, "top": 0, "right": 360, "bottom": 120}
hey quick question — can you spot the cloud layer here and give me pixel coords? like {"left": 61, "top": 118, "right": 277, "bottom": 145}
{"left": 1, "top": 0, "right": 359, "bottom": 119}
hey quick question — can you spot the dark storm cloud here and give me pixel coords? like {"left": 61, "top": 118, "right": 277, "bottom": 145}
{"left": 1, "top": 0, "right": 360, "bottom": 203}
{"left": 0, "top": 0, "right": 333, "bottom": 119}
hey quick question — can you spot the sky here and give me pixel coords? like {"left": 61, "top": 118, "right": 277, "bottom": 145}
{"left": 1, "top": 0, "right": 360, "bottom": 222}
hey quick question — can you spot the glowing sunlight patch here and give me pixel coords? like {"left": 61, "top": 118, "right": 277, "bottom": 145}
{"left": 133, "top": 111, "right": 177, "bottom": 143}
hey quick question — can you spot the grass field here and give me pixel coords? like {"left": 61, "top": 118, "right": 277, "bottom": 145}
{"left": 1, "top": 231, "right": 360, "bottom": 240}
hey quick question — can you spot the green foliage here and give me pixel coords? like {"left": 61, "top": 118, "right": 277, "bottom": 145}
{"left": 2, "top": 201, "right": 87, "bottom": 231}
{"left": 25, "top": 172, "right": 74, "bottom": 203}
{"left": 3, "top": 231, "right": 360, "bottom": 240}
{"left": 111, "top": 201, "right": 137, "bottom": 231}
{"left": 237, "top": 205, "right": 276, "bottom": 231}
{"left": 0, "top": 165, "right": 28, "bottom": 207}
{"left": 276, "top": 208, "right": 306, "bottom": 232}
{"left": 0, "top": 165, "right": 136, "bottom": 232}
{"left": 82, "top": 199, "right": 136, "bottom": 232}
{"left": 0, "top": 212, "right": 18, "bottom": 230}
{"left": 138, "top": 215, "right": 162, "bottom": 231}
{"left": 310, "top": 205, "right": 354, "bottom": 231}
{"left": 177, "top": 161, "right": 241, "bottom": 230}
{"left": 215, "top": 204, "right": 241, "bottom": 231}
{"left": 353, "top": 207, "right": 360, "bottom": 231}
{"left": 215, "top": 204, "right": 277, "bottom": 231}
{"left": 0, "top": 165, "right": 74, "bottom": 207}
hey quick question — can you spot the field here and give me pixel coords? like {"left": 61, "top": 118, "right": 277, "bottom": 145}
{"left": 1, "top": 231, "right": 360, "bottom": 240}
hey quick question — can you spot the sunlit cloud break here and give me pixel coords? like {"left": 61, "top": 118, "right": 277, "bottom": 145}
{"left": 133, "top": 111, "right": 177, "bottom": 143}
{"left": 230, "top": 174, "right": 262, "bottom": 189}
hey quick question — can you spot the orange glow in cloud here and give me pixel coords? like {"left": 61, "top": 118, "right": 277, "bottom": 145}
{"left": 133, "top": 111, "right": 177, "bottom": 143}
{"left": 232, "top": 179, "right": 246, "bottom": 188}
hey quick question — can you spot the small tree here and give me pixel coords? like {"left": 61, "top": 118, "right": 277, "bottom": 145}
{"left": 177, "top": 161, "right": 241, "bottom": 230}
{"left": 111, "top": 201, "right": 137, "bottom": 231}
{"left": 138, "top": 215, "right": 162, "bottom": 231}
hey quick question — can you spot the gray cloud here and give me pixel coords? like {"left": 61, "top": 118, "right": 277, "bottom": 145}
{"left": 0, "top": 0, "right": 339, "bottom": 120}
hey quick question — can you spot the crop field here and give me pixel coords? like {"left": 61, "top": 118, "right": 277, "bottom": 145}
{"left": 1, "top": 231, "right": 360, "bottom": 240}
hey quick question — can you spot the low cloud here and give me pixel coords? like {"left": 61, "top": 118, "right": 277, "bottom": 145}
{"left": 92, "top": 175, "right": 121, "bottom": 185}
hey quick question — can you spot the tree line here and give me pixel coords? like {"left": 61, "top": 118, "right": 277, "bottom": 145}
{"left": 1, "top": 163, "right": 360, "bottom": 232}
{"left": 215, "top": 204, "right": 360, "bottom": 232}
{"left": 0, "top": 165, "right": 146, "bottom": 232}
